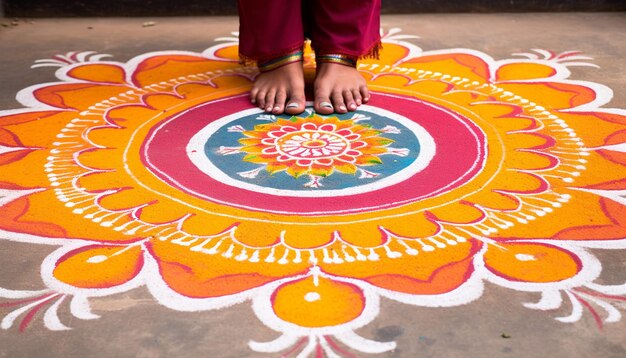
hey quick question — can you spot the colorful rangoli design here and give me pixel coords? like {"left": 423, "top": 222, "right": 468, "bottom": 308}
{"left": 2, "top": 29, "right": 626, "bottom": 356}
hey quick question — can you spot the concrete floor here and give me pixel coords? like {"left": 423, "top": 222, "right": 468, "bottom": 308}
{"left": 1, "top": 13, "right": 626, "bottom": 357}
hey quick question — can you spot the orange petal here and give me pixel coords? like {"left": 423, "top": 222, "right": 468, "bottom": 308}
{"left": 207, "top": 75, "right": 253, "bottom": 90}
{"left": 141, "top": 93, "right": 188, "bottom": 111}
{"left": 136, "top": 203, "right": 189, "bottom": 226}
{"left": 0, "top": 111, "right": 76, "bottom": 148}
{"left": 366, "top": 255, "right": 474, "bottom": 295}
{"left": 427, "top": 202, "right": 485, "bottom": 224}
{"left": 378, "top": 213, "right": 439, "bottom": 239}
{"left": 66, "top": 64, "right": 127, "bottom": 85}
{"left": 605, "top": 129, "right": 626, "bottom": 147}
{"left": 97, "top": 187, "right": 156, "bottom": 211}
{"left": 506, "top": 151, "right": 556, "bottom": 171}
{"left": 53, "top": 245, "right": 143, "bottom": 288}
{"left": 106, "top": 104, "right": 162, "bottom": 128}
{"left": 0, "top": 189, "right": 138, "bottom": 242}
{"left": 0, "top": 192, "right": 67, "bottom": 238}
{"left": 212, "top": 45, "right": 241, "bottom": 61}
{"left": 272, "top": 276, "right": 365, "bottom": 328}
{"left": 484, "top": 242, "right": 580, "bottom": 283}
{"left": 329, "top": 161, "right": 357, "bottom": 175}
{"left": 281, "top": 225, "right": 336, "bottom": 249}
{"left": 577, "top": 151, "right": 626, "bottom": 189}
{"left": 131, "top": 55, "right": 239, "bottom": 87}
{"left": 490, "top": 170, "right": 547, "bottom": 194}
{"left": 148, "top": 240, "right": 307, "bottom": 298}
{"left": 265, "top": 162, "right": 289, "bottom": 174}
{"left": 0, "top": 128, "right": 24, "bottom": 147}
{"left": 401, "top": 53, "right": 491, "bottom": 82}
{"left": 552, "top": 198, "right": 626, "bottom": 241}
{"left": 0, "top": 149, "right": 32, "bottom": 167}
{"left": 0, "top": 128, "right": 34, "bottom": 166}
{"left": 180, "top": 214, "right": 238, "bottom": 237}
{"left": 503, "top": 132, "right": 551, "bottom": 150}
{"left": 77, "top": 147, "right": 121, "bottom": 171}
{"left": 81, "top": 129, "right": 131, "bottom": 153}
{"left": 323, "top": 239, "right": 480, "bottom": 295}
{"left": 466, "top": 190, "right": 520, "bottom": 211}
{"left": 309, "top": 166, "right": 334, "bottom": 177}
{"left": 495, "top": 62, "right": 557, "bottom": 82}
{"left": 286, "top": 165, "right": 308, "bottom": 178}
{"left": 497, "top": 82, "right": 597, "bottom": 110}
{"left": 0, "top": 110, "right": 60, "bottom": 127}
{"left": 368, "top": 73, "right": 411, "bottom": 88}
{"left": 0, "top": 150, "right": 50, "bottom": 187}
{"left": 338, "top": 221, "right": 386, "bottom": 247}
{"left": 33, "top": 83, "right": 131, "bottom": 110}
{"left": 78, "top": 171, "right": 128, "bottom": 192}
{"left": 234, "top": 221, "right": 282, "bottom": 247}
{"left": 355, "top": 155, "right": 383, "bottom": 166}
{"left": 493, "top": 190, "right": 612, "bottom": 240}
{"left": 555, "top": 112, "right": 626, "bottom": 148}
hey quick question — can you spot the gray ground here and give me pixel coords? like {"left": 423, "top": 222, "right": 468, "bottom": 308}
{"left": 0, "top": 13, "right": 625, "bottom": 358}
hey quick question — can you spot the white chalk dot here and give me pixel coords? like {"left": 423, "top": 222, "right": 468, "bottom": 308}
{"left": 87, "top": 255, "right": 108, "bottom": 263}
{"left": 304, "top": 292, "right": 321, "bottom": 302}
{"left": 515, "top": 254, "right": 537, "bottom": 262}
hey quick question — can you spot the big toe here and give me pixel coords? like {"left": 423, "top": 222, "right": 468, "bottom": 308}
{"left": 315, "top": 99, "right": 334, "bottom": 115}
{"left": 314, "top": 90, "right": 334, "bottom": 115}
{"left": 285, "top": 96, "right": 306, "bottom": 115}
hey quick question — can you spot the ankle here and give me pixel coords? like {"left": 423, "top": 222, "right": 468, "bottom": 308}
{"left": 316, "top": 53, "right": 357, "bottom": 68}
{"left": 257, "top": 50, "right": 304, "bottom": 73}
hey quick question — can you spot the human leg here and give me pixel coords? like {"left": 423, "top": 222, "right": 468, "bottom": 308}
{"left": 238, "top": 0, "right": 307, "bottom": 115}
{"left": 305, "top": 0, "right": 381, "bottom": 114}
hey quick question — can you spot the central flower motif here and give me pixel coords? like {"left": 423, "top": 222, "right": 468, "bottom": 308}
{"left": 275, "top": 129, "right": 351, "bottom": 162}
{"left": 238, "top": 115, "right": 396, "bottom": 180}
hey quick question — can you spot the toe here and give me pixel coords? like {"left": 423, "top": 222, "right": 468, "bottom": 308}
{"left": 264, "top": 90, "right": 276, "bottom": 113}
{"left": 314, "top": 88, "right": 334, "bottom": 115}
{"left": 352, "top": 89, "right": 362, "bottom": 106}
{"left": 250, "top": 87, "right": 259, "bottom": 104}
{"left": 331, "top": 91, "right": 347, "bottom": 114}
{"left": 360, "top": 85, "right": 370, "bottom": 103}
{"left": 285, "top": 94, "right": 306, "bottom": 115}
{"left": 272, "top": 90, "right": 287, "bottom": 114}
{"left": 257, "top": 89, "right": 267, "bottom": 109}
{"left": 315, "top": 99, "right": 334, "bottom": 115}
{"left": 343, "top": 90, "right": 357, "bottom": 111}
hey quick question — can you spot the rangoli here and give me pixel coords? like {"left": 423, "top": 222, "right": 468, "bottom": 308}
{"left": 1, "top": 29, "right": 626, "bottom": 356}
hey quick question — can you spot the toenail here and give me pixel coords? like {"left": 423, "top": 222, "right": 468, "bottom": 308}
{"left": 320, "top": 102, "right": 333, "bottom": 109}
{"left": 286, "top": 103, "right": 299, "bottom": 108}
{"left": 266, "top": 107, "right": 272, "bottom": 111}
{"left": 340, "top": 105, "right": 347, "bottom": 111}
{"left": 273, "top": 106, "right": 281, "bottom": 111}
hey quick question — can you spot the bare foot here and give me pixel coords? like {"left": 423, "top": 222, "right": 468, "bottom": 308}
{"left": 314, "top": 63, "right": 369, "bottom": 115}
{"left": 250, "top": 62, "right": 306, "bottom": 115}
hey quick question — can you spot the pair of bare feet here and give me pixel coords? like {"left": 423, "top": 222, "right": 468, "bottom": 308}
{"left": 250, "top": 62, "right": 369, "bottom": 115}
